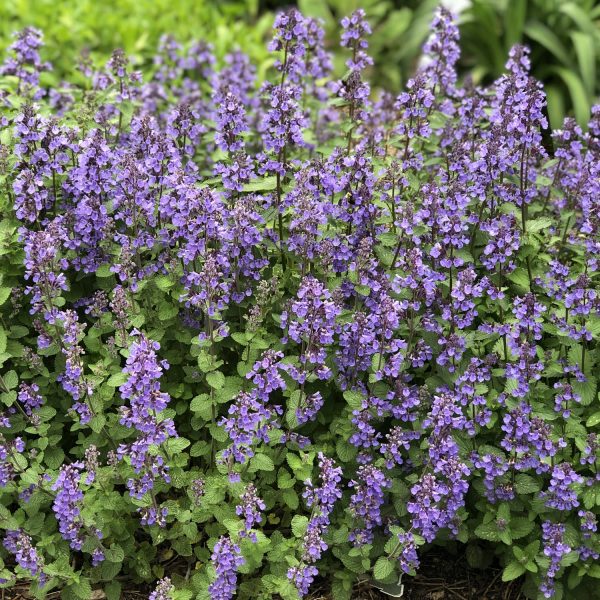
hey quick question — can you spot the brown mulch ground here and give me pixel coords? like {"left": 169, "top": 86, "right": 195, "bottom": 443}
{"left": 308, "top": 550, "right": 524, "bottom": 600}
{"left": 1, "top": 550, "right": 523, "bottom": 599}
{"left": 398, "top": 550, "right": 522, "bottom": 600}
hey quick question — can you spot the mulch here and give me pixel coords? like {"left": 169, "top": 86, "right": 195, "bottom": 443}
{"left": 398, "top": 550, "right": 523, "bottom": 600}
{"left": 1, "top": 549, "right": 524, "bottom": 599}
{"left": 309, "top": 549, "right": 524, "bottom": 600}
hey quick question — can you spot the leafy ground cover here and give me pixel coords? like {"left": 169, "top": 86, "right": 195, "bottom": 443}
{"left": 0, "top": 5, "right": 598, "bottom": 600}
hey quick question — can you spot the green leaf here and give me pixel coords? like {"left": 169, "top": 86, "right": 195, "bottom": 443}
{"left": 507, "top": 268, "right": 530, "bottom": 290}
{"left": 502, "top": 561, "right": 526, "bottom": 582}
{"left": 587, "top": 412, "right": 600, "bottom": 427}
{"left": 249, "top": 453, "right": 274, "bottom": 472}
{"left": 466, "top": 544, "right": 485, "bottom": 569}
{"left": 510, "top": 518, "right": 534, "bottom": 539}
{"left": 282, "top": 488, "right": 299, "bottom": 509}
{"left": 291, "top": 515, "right": 308, "bottom": 538}
{"left": 242, "top": 176, "right": 277, "bottom": 192}
{"left": 571, "top": 32, "right": 596, "bottom": 96}
{"left": 573, "top": 376, "right": 597, "bottom": 406}
{"left": 504, "top": 0, "right": 527, "bottom": 50}
{"left": 546, "top": 83, "right": 566, "bottom": 131}
{"left": 474, "top": 522, "right": 500, "bottom": 542}
{"left": 525, "top": 23, "right": 572, "bottom": 67}
{"left": 552, "top": 66, "right": 591, "bottom": 125}
{"left": 206, "top": 371, "right": 225, "bottom": 390}
{"left": 191, "top": 394, "right": 211, "bottom": 419}
{"left": 0, "top": 287, "right": 12, "bottom": 306}
{"left": 154, "top": 275, "right": 174, "bottom": 291}
{"left": 104, "top": 545, "right": 124, "bottom": 563}
{"left": 560, "top": 2, "right": 599, "bottom": 37}
{"left": 336, "top": 439, "right": 357, "bottom": 463}
{"left": 106, "top": 372, "right": 128, "bottom": 387}
{"left": 527, "top": 217, "right": 553, "bottom": 233}
{"left": 95, "top": 264, "right": 113, "bottom": 278}
{"left": 105, "top": 581, "right": 122, "bottom": 600}
{"left": 158, "top": 302, "right": 179, "bottom": 320}
{"left": 277, "top": 469, "right": 295, "bottom": 489}
{"left": 588, "top": 564, "right": 600, "bottom": 579}
{"left": 3, "top": 370, "right": 18, "bottom": 390}
{"left": 373, "top": 556, "right": 395, "bottom": 581}
{"left": 515, "top": 474, "right": 541, "bottom": 495}
{"left": 68, "top": 579, "right": 92, "bottom": 599}
{"left": 166, "top": 438, "right": 190, "bottom": 453}
{"left": 343, "top": 390, "right": 364, "bottom": 410}
{"left": 44, "top": 446, "right": 65, "bottom": 469}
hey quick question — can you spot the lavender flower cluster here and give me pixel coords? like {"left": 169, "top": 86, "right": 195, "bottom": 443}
{"left": 0, "top": 6, "right": 598, "bottom": 600}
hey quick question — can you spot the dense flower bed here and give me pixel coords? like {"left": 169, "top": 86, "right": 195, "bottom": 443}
{"left": 0, "top": 8, "right": 598, "bottom": 600}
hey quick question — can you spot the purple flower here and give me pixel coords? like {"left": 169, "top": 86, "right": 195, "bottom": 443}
{"left": 422, "top": 8, "right": 460, "bottom": 95}
{"left": 57, "top": 310, "right": 93, "bottom": 423}
{"left": 192, "top": 478, "right": 205, "bottom": 505}
{"left": 260, "top": 82, "right": 307, "bottom": 163}
{"left": 541, "top": 522, "right": 571, "bottom": 598}
{"left": 288, "top": 565, "right": 318, "bottom": 597}
{"left": 221, "top": 389, "right": 277, "bottom": 469}
{"left": 208, "top": 536, "right": 245, "bottom": 600}
{"left": 149, "top": 577, "right": 173, "bottom": 600}
{"left": 20, "top": 220, "right": 68, "bottom": 323}
{"left": 3, "top": 530, "right": 45, "bottom": 584}
{"left": 52, "top": 462, "right": 102, "bottom": 555}
{"left": 0, "top": 27, "right": 51, "bottom": 95}
{"left": 289, "top": 454, "right": 342, "bottom": 596}
{"left": 0, "top": 434, "right": 25, "bottom": 488}
{"left": 340, "top": 9, "right": 372, "bottom": 71}
{"left": 281, "top": 276, "right": 341, "bottom": 372}
{"left": 17, "top": 382, "right": 43, "bottom": 416}
{"left": 396, "top": 531, "right": 419, "bottom": 574}
{"left": 236, "top": 483, "right": 265, "bottom": 541}
{"left": 542, "top": 463, "right": 583, "bottom": 511}
{"left": 348, "top": 465, "right": 390, "bottom": 545}
{"left": 269, "top": 9, "right": 308, "bottom": 82}
{"left": 117, "top": 333, "right": 176, "bottom": 512}
{"left": 84, "top": 445, "right": 99, "bottom": 485}
{"left": 214, "top": 86, "right": 248, "bottom": 153}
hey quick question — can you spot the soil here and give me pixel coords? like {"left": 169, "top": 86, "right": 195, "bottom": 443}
{"left": 309, "top": 549, "right": 524, "bottom": 600}
{"left": 1, "top": 549, "right": 524, "bottom": 600}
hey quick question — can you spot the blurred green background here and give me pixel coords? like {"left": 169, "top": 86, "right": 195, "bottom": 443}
{"left": 1, "top": 0, "right": 598, "bottom": 129}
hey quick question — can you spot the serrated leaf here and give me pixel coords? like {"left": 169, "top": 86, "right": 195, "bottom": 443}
{"left": 282, "top": 488, "right": 299, "bottom": 509}
{"left": 343, "top": 390, "right": 364, "bottom": 410}
{"left": 573, "top": 376, "right": 597, "bottom": 406}
{"left": 586, "top": 412, "right": 600, "bottom": 427}
{"left": 373, "top": 557, "right": 395, "bottom": 581}
{"left": 166, "top": 438, "right": 190, "bottom": 453}
{"left": 243, "top": 176, "right": 277, "bottom": 192}
{"left": 106, "top": 372, "right": 128, "bottom": 387}
{"left": 249, "top": 453, "right": 274, "bottom": 472}
{"left": 291, "top": 515, "right": 308, "bottom": 538}
{"left": 515, "top": 474, "right": 541, "bottom": 495}
{"left": 336, "top": 439, "right": 357, "bottom": 462}
{"left": 105, "top": 581, "right": 121, "bottom": 600}
{"left": 502, "top": 561, "right": 526, "bottom": 582}
{"left": 3, "top": 370, "right": 18, "bottom": 390}
{"left": 206, "top": 371, "right": 225, "bottom": 390}
{"left": 510, "top": 518, "right": 534, "bottom": 540}
{"left": 474, "top": 522, "right": 500, "bottom": 542}
{"left": 104, "top": 545, "right": 124, "bottom": 563}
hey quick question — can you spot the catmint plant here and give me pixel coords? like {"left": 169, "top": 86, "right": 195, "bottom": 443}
{"left": 0, "top": 7, "right": 598, "bottom": 600}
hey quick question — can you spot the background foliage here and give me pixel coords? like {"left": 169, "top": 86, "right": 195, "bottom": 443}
{"left": 460, "top": 0, "right": 600, "bottom": 130}
{"left": 0, "top": 0, "right": 598, "bottom": 127}
{"left": 0, "top": 0, "right": 274, "bottom": 80}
